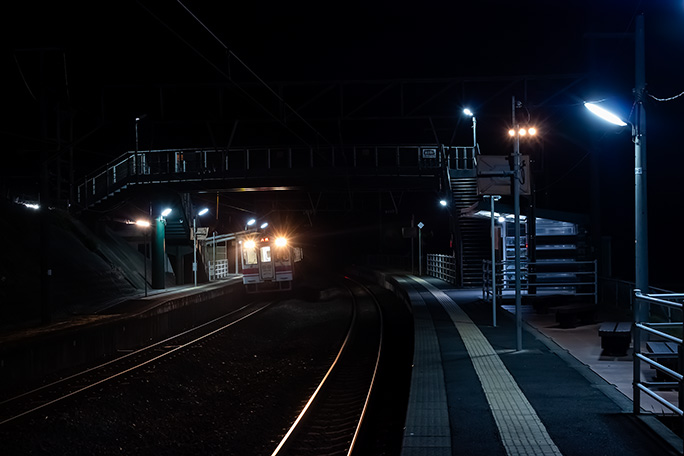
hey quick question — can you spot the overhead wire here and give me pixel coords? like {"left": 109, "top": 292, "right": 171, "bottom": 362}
{"left": 649, "top": 91, "right": 684, "bottom": 102}
{"left": 175, "top": 0, "right": 332, "bottom": 146}
{"left": 138, "top": 1, "right": 331, "bottom": 148}
{"left": 135, "top": 1, "right": 317, "bottom": 148}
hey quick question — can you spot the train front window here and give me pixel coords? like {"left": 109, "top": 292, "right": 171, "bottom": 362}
{"left": 260, "top": 246, "right": 272, "bottom": 262}
{"left": 242, "top": 246, "right": 257, "bottom": 265}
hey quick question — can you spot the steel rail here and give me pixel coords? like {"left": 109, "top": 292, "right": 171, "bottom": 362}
{"left": 271, "top": 278, "right": 384, "bottom": 456}
{"left": 0, "top": 302, "right": 271, "bottom": 426}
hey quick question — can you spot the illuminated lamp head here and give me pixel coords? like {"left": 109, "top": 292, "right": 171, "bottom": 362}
{"left": 275, "top": 237, "right": 288, "bottom": 247}
{"left": 244, "top": 240, "right": 256, "bottom": 249}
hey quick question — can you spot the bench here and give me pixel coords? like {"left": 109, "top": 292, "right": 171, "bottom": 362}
{"left": 646, "top": 341, "right": 680, "bottom": 381}
{"left": 598, "top": 322, "right": 632, "bottom": 356}
{"left": 555, "top": 303, "right": 598, "bottom": 328}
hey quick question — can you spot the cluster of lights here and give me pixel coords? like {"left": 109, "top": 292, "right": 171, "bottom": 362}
{"left": 242, "top": 236, "right": 288, "bottom": 249}
{"left": 508, "top": 127, "right": 537, "bottom": 137}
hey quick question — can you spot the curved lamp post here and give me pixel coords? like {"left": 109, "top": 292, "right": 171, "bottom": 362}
{"left": 194, "top": 207, "right": 209, "bottom": 287}
{"left": 584, "top": 98, "right": 648, "bottom": 323}
{"left": 135, "top": 219, "right": 151, "bottom": 296}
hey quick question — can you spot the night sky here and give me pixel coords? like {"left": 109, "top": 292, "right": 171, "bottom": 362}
{"left": 4, "top": 1, "right": 684, "bottom": 287}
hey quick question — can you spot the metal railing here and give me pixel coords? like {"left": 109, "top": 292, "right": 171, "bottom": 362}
{"left": 208, "top": 260, "right": 230, "bottom": 281}
{"left": 427, "top": 254, "right": 457, "bottom": 284}
{"left": 482, "top": 259, "right": 597, "bottom": 303}
{"left": 633, "top": 290, "right": 684, "bottom": 448}
{"left": 77, "top": 144, "right": 452, "bottom": 208}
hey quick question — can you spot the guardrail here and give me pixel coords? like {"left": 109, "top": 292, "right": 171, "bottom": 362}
{"left": 482, "top": 259, "right": 597, "bottom": 303}
{"left": 208, "top": 260, "right": 230, "bottom": 281}
{"left": 427, "top": 254, "right": 457, "bottom": 284}
{"left": 633, "top": 289, "right": 684, "bottom": 449}
{"left": 77, "top": 145, "right": 470, "bottom": 209}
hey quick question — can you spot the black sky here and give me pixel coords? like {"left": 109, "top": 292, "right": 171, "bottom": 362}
{"left": 5, "top": 0, "right": 684, "bottom": 286}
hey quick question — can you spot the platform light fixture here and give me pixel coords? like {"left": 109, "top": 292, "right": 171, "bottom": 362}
{"left": 463, "top": 108, "right": 477, "bottom": 147}
{"left": 193, "top": 208, "right": 209, "bottom": 287}
{"left": 584, "top": 102, "right": 628, "bottom": 127}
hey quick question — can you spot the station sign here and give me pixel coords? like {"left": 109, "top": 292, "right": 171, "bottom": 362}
{"left": 476, "top": 155, "right": 531, "bottom": 196}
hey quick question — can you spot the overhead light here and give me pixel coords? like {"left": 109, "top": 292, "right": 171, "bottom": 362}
{"left": 584, "top": 102, "right": 628, "bottom": 127}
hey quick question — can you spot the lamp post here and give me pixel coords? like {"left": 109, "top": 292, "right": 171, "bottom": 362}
{"left": 136, "top": 219, "right": 151, "bottom": 297}
{"left": 584, "top": 14, "right": 648, "bottom": 323}
{"left": 194, "top": 207, "right": 209, "bottom": 287}
{"left": 159, "top": 208, "right": 172, "bottom": 289}
{"left": 586, "top": 99, "right": 648, "bottom": 320}
{"left": 508, "top": 97, "right": 537, "bottom": 351}
{"left": 463, "top": 108, "right": 477, "bottom": 148}
{"left": 484, "top": 195, "right": 501, "bottom": 327}
{"left": 134, "top": 115, "right": 147, "bottom": 175}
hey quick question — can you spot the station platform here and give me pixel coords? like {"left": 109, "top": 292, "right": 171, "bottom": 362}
{"left": 395, "top": 274, "right": 682, "bottom": 456}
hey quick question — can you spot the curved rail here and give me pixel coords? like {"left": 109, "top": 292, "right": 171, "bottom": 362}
{"left": 0, "top": 301, "right": 272, "bottom": 426}
{"left": 271, "top": 277, "right": 384, "bottom": 456}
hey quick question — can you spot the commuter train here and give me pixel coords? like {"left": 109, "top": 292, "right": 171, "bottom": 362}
{"left": 239, "top": 232, "right": 303, "bottom": 293}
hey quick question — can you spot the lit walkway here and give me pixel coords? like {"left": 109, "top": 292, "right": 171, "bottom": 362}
{"left": 397, "top": 274, "right": 680, "bottom": 456}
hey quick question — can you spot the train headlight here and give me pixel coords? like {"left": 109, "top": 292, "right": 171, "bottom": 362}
{"left": 275, "top": 237, "right": 287, "bottom": 247}
{"left": 244, "top": 240, "right": 256, "bottom": 249}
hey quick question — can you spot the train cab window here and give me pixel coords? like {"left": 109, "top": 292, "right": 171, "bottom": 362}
{"left": 260, "top": 246, "right": 272, "bottom": 263}
{"left": 276, "top": 250, "right": 290, "bottom": 262}
{"left": 242, "top": 247, "right": 257, "bottom": 265}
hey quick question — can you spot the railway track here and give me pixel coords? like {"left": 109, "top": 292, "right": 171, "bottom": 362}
{"left": 272, "top": 277, "right": 384, "bottom": 456}
{"left": 0, "top": 300, "right": 272, "bottom": 426}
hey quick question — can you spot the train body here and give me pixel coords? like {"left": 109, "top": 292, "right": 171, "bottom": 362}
{"left": 240, "top": 233, "right": 302, "bottom": 293}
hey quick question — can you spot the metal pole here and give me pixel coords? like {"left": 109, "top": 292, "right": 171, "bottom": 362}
{"left": 418, "top": 226, "right": 423, "bottom": 276}
{"left": 634, "top": 14, "right": 649, "bottom": 320}
{"left": 193, "top": 216, "right": 198, "bottom": 287}
{"left": 212, "top": 231, "right": 216, "bottom": 281}
{"left": 135, "top": 118, "right": 138, "bottom": 175}
{"left": 513, "top": 96, "right": 523, "bottom": 351}
{"left": 144, "top": 228, "right": 148, "bottom": 297}
{"left": 490, "top": 195, "right": 499, "bottom": 327}
{"left": 472, "top": 116, "right": 477, "bottom": 149}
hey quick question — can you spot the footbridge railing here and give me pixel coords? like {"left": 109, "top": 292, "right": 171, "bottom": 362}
{"left": 76, "top": 145, "right": 477, "bottom": 209}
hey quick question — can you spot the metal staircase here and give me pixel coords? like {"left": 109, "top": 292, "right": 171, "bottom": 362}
{"left": 449, "top": 176, "right": 489, "bottom": 287}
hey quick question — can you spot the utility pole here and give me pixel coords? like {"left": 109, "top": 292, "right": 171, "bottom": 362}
{"left": 634, "top": 14, "right": 648, "bottom": 320}
{"left": 512, "top": 96, "right": 523, "bottom": 351}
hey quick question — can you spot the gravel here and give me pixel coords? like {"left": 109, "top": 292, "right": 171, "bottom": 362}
{"left": 1, "top": 297, "right": 353, "bottom": 455}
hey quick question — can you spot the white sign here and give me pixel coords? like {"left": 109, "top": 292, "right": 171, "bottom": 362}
{"left": 422, "top": 148, "right": 437, "bottom": 159}
{"left": 476, "top": 155, "right": 531, "bottom": 196}
{"left": 193, "top": 227, "right": 209, "bottom": 240}
{"left": 417, "top": 222, "right": 424, "bottom": 229}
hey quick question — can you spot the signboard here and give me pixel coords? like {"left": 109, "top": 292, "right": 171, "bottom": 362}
{"left": 193, "top": 227, "right": 209, "bottom": 240}
{"left": 476, "top": 155, "right": 531, "bottom": 196}
{"left": 421, "top": 148, "right": 437, "bottom": 159}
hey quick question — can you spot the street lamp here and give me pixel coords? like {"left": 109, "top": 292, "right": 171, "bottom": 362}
{"left": 135, "top": 219, "right": 151, "bottom": 297}
{"left": 584, "top": 98, "right": 648, "bottom": 321}
{"left": 193, "top": 207, "right": 209, "bottom": 287}
{"left": 134, "top": 115, "right": 147, "bottom": 175}
{"left": 463, "top": 108, "right": 477, "bottom": 148}
{"left": 508, "top": 97, "right": 538, "bottom": 351}
{"left": 159, "top": 208, "right": 172, "bottom": 288}
{"left": 245, "top": 218, "right": 256, "bottom": 230}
